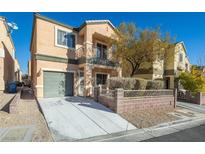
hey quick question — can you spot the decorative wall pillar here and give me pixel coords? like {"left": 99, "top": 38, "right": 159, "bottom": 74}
{"left": 115, "top": 88, "right": 124, "bottom": 113}
{"left": 174, "top": 89, "right": 177, "bottom": 108}
{"left": 84, "top": 64, "right": 92, "bottom": 96}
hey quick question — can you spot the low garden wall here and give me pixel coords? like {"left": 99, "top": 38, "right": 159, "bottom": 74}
{"left": 9, "top": 90, "right": 21, "bottom": 113}
{"left": 202, "top": 93, "right": 205, "bottom": 105}
{"left": 94, "top": 86, "right": 176, "bottom": 114}
{"left": 178, "top": 91, "right": 205, "bottom": 105}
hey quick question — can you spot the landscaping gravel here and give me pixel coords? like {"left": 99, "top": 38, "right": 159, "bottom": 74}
{"left": 0, "top": 88, "right": 52, "bottom": 141}
{"left": 121, "top": 108, "right": 180, "bottom": 128}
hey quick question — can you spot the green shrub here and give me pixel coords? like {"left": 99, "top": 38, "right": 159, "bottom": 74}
{"left": 134, "top": 78, "right": 147, "bottom": 90}
{"left": 108, "top": 77, "right": 136, "bottom": 90}
{"left": 146, "top": 80, "right": 164, "bottom": 89}
{"left": 108, "top": 77, "right": 164, "bottom": 90}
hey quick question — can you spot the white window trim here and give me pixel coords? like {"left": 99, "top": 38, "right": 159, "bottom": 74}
{"left": 95, "top": 40, "right": 107, "bottom": 47}
{"left": 0, "top": 48, "right": 5, "bottom": 58}
{"left": 54, "top": 26, "right": 77, "bottom": 50}
{"left": 95, "top": 72, "right": 110, "bottom": 86}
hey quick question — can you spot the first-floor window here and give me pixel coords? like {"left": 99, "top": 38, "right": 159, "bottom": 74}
{"left": 96, "top": 74, "right": 107, "bottom": 85}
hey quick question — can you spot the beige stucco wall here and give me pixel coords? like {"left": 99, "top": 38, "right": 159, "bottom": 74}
{"left": 14, "top": 59, "right": 22, "bottom": 82}
{"left": 0, "top": 58, "right": 4, "bottom": 92}
{"left": 30, "top": 16, "right": 121, "bottom": 97}
{"left": 0, "top": 17, "right": 15, "bottom": 92}
{"left": 28, "top": 60, "right": 31, "bottom": 77}
{"left": 133, "top": 42, "right": 190, "bottom": 89}
{"left": 36, "top": 18, "right": 83, "bottom": 59}
{"left": 80, "top": 23, "right": 116, "bottom": 59}
{"left": 34, "top": 60, "right": 79, "bottom": 98}
{"left": 174, "top": 43, "right": 186, "bottom": 71}
{"left": 164, "top": 42, "right": 190, "bottom": 89}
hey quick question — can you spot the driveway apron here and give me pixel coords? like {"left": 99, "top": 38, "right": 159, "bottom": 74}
{"left": 39, "top": 97, "right": 136, "bottom": 141}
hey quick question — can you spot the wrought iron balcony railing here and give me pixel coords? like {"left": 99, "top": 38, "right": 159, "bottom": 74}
{"left": 75, "top": 45, "right": 119, "bottom": 67}
{"left": 87, "top": 57, "right": 119, "bottom": 67}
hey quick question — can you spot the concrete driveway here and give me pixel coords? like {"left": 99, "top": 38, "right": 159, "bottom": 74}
{"left": 38, "top": 97, "right": 136, "bottom": 141}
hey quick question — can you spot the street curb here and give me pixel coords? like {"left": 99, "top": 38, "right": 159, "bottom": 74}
{"left": 77, "top": 116, "right": 205, "bottom": 142}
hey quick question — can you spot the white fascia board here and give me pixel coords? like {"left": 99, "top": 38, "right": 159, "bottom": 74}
{"left": 0, "top": 48, "right": 5, "bottom": 58}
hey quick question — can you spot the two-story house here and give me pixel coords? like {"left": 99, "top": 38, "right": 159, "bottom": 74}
{"left": 0, "top": 16, "right": 16, "bottom": 93}
{"left": 164, "top": 41, "right": 191, "bottom": 89}
{"left": 30, "top": 13, "right": 122, "bottom": 98}
{"left": 134, "top": 41, "right": 191, "bottom": 89}
{"left": 14, "top": 58, "right": 22, "bottom": 82}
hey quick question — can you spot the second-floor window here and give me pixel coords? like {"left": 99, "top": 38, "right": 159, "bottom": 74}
{"left": 57, "top": 29, "right": 76, "bottom": 49}
{"left": 179, "top": 53, "right": 183, "bottom": 63}
{"left": 185, "top": 63, "right": 189, "bottom": 71}
{"left": 96, "top": 43, "right": 107, "bottom": 59}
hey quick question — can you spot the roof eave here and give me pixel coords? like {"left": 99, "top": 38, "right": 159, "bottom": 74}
{"left": 0, "top": 16, "right": 16, "bottom": 51}
{"left": 34, "top": 13, "right": 78, "bottom": 31}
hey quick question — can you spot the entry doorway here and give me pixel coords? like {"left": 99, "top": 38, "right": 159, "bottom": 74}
{"left": 165, "top": 77, "right": 170, "bottom": 89}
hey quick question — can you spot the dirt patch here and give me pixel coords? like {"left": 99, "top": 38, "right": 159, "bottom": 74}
{"left": 0, "top": 87, "right": 52, "bottom": 141}
{"left": 121, "top": 108, "right": 180, "bottom": 128}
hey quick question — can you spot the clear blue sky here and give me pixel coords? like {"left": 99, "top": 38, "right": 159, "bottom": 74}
{"left": 0, "top": 12, "right": 205, "bottom": 74}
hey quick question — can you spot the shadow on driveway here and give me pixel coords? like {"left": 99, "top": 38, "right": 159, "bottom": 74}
{"left": 64, "top": 97, "right": 113, "bottom": 113}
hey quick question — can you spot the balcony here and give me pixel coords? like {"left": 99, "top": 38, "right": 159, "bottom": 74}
{"left": 87, "top": 57, "right": 119, "bottom": 67}
{"left": 177, "top": 62, "right": 185, "bottom": 71}
{"left": 75, "top": 45, "right": 119, "bottom": 67}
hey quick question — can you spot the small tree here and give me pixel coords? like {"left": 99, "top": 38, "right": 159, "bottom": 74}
{"left": 179, "top": 66, "right": 205, "bottom": 93}
{"left": 110, "top": 22, "right": 174, "bottom": 77}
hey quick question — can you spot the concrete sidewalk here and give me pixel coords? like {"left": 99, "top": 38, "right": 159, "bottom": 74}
{"left": 0, "top": 125, "right": 35, "bottom": 142}
{"left": 39, "top": 97, "right": 136, "bottom": 141}
{"left": 78, "top": 116, "right": 205, "bottom": 142}
{"left": 177, "top": 101, "right": 205, "bottom": 113}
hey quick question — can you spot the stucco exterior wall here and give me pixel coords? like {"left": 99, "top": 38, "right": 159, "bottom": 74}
{"left": 14, "top": 59, "right": 22, "bottom": 82}
{"left": 0, "top": 17, "right": 15, "bottom": 92}
{"left": 36, "top": 18, "right": 83, "bottom": 59}
{"left": 30, "top": 15, "right": 122, "bottom": 98}
{"left": 34, "top": 59, "right": 79, "bottom": 98}
{"left": 0, "top": 58, "right": 4, "bottom": 92}
{"left": 28, "top": 60, "right": 31, "bottom": 77}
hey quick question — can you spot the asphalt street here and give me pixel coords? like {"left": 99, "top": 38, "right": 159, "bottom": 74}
{"left": 144, "top": 124, "right": 205, "bottom": 142}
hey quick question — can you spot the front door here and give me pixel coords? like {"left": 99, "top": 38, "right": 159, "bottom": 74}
{"left": 165, "top": 77, "right": 170, "bottom": 89}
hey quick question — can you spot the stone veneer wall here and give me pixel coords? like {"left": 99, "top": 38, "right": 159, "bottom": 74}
{"left": 202, "top": 94, "right": 205, "bottom": 105}
{"left": 94, "top": 87, "right": 176, "bottom": 114}
{"left": 178, "top": 91, "right": 205, "bottom": 105}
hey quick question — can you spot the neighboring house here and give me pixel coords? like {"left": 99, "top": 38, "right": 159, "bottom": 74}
{"left": 164, "top": 42, "right": 191, "bottom": 89}
{"left": 0, "top": 16, "right": 16, "bottom": 93}
{"left": 195, "top": 65, "right": 205, "bottom": 76}
{"left": 134, "top": 41, "right": 191, "bottom": 89}
{"left": 28, "top": 60, "right": 31, "bottom": 80}
{"left": 30, "top": 13, "right": 122, "bottom": 98}
{"left": 14, "top": 59, "right": 22, "bottom": 82}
